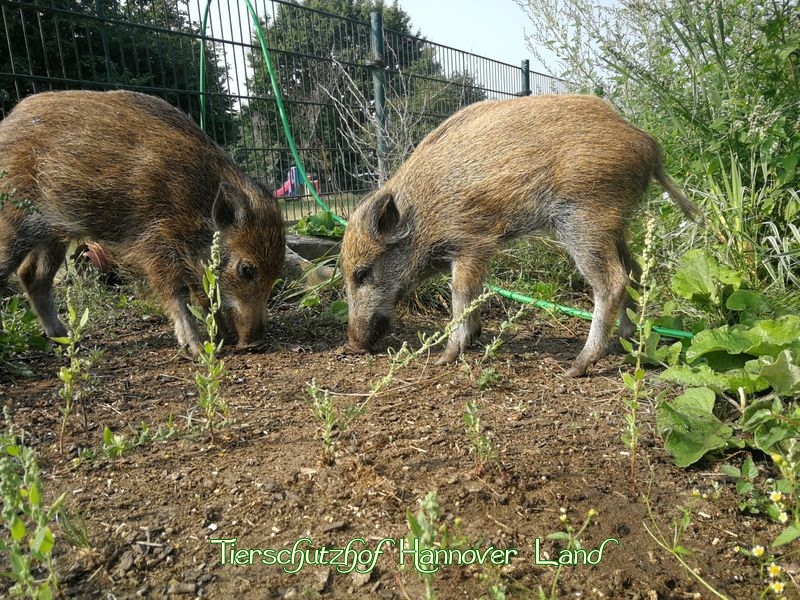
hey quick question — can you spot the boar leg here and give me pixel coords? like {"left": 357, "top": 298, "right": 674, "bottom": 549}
{"left": 437, "top": 254, "right": 487, "bottom": 364}
{"left": 564, "top": 233, "right": 631, "bottom": 377}
{"left": 141, "top": 254, "right": 204, "bottom": 355}
{"left": 16, "top": 242, "right": 69, "bottom": 339}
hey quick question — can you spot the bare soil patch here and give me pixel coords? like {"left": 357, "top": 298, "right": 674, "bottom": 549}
{"left": 1, "top": 294, "right": 787, "bottom": 599}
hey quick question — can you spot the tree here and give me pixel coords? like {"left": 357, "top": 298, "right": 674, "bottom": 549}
{"left": 0, "top": 0, "right": 235, "bottom": 142}
{"left": 515, "top": 0, "right": 799, "bottom": 290}
{"left": 514, "top": 0, "right": 799, "bottom": 187}
{"left": 239, "top": 0, "right": 486, "bottom": 192}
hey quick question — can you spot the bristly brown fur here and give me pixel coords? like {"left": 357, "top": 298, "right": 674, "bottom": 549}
{"left": 0, "top": 90, "right": 285, "bottom": 353}
{"left": 341, "top": 94, "right": 699, "bottom": 377}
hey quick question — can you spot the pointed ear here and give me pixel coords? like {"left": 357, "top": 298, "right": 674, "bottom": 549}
{"left": 212, "top": 183, "right": 246, "bottom": 229}
{"left": 368, "top": 192, "right": 401, "bottom": 237}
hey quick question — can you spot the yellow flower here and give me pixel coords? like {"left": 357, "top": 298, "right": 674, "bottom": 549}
{"left": 752, "top": 545, "right": 765, "bottom": 558}
{"left": 691, "top": 488, "right": 700, "bottom": 497}
{"left": 768, "top": 562, "right": 782, "bottom": 578}
{"left": 771, "top": 453, "right": 784, "bottom": 465}
{"left": 770, "top": 490, "right": 784, "bottom": 503}
{"left": 770, "top": 581, "right": 784, "bottom": 594}
{"left": 587, "top": 509, "right": 598, "bottom": 519}
{"left": 778, "top": 512, "right": 789, "bottom": 523}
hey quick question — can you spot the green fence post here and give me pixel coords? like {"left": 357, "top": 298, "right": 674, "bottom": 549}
{"left": 369, "top": 10, "right": 387, "bottom": 184}
{"left": 521, "top": 59, "right": 531, "bottom": 96}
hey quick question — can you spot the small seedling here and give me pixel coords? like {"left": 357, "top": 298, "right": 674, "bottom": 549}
{"left": 307, "top": 378, "right": 339, "bottom": 464}
{"left": 405, "top": 491, "right": 443, "bottom": 600}
{"left": 53, "top": 292, "right": 102, "bottom": 454}
{"left": 189, "top": 231, "right": 229, "bottom": 438}
{"left": 1, "top": 408, "right": 66, "bottom": 599}
{"left": 642, "top": 495, "right": 731, "bottom": 599}
{"left": 463, "top": 400, "right": 498, "bottom": 471}
{"left": 539, "top": 508, "right": 598, "bottom": 599}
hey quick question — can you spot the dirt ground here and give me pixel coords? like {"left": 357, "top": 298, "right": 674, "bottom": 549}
{"left": 0, "top": 283, "right": 794, "bottom": 599}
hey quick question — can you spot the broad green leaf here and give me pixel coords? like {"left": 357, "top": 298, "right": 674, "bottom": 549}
{"left": 31, "top": 526, "right": 54, "bottom": 555}
{"left": 659, "top": 363, "right": 767, "bottom": 394}
{"left": 758, "top": 349, "right": 800, "bottom": 397}
{"left": 655, "top": 387, "right": 732, "bottom": 467}
{"left": 670, "top": 249, "right": 741, "bottom": 306}
{"left": 773, "top": 524, "right": 800, "bottom": 547}
{"left": 29, "top": 481, "right": 41, "bottom": 507}
{"left": 685, "top": 316, "right": 800, "bottom": 363}
{"left": 546, "top": 532, "right": 571, "bottom": 541}
{"left": 725, "top": 290, "right": 772, "bottom": 318}
{"left": 37, "top": 583, "right": 53, "bottom": 600}
{"left": 10, "top": 516, "right": 27, "bottom": 542}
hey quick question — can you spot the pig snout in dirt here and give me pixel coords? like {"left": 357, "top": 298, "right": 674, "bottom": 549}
{"left": 0, "top": 90, "right": 285, "bottom": 354}
{"left": 341, "top": 94, "right": 700, "bottom": 377}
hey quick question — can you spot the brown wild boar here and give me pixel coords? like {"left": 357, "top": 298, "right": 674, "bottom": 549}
{"left": 341, "top": 95, "right": 698, "bottom": 377}
{"left": 0, "top": 90, "right": 285, "bottom": 353}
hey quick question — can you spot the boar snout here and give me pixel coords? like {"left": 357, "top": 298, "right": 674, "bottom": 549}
{"left": 346, "top": 311, "right": 391, "bottom": 354}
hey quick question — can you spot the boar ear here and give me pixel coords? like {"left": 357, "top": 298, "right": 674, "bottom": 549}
{"left": 212, "top": 183, "right": 246, "bottom": 229}
{"left": 369, "top": 193, "right": 402, "bottom": 237}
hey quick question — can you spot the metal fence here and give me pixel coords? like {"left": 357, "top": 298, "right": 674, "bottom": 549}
{"left": 0, "top": 0, "right": 571, "bottom": 222}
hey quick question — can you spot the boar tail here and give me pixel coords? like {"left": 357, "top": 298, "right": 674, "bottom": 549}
{"left": 653, "top": 164, "right": 703, "bottom": 224}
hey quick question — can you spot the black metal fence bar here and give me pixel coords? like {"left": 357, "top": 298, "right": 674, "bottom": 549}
{"left": 0, "top": 0, "right": 572, "bottom": 223}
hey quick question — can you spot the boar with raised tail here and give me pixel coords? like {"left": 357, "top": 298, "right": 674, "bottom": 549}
{"left": 0, "top": 90, "right": 285, "bottom": 353}
{"left": 341, "top": 95, "right": 699, "bottom": 377}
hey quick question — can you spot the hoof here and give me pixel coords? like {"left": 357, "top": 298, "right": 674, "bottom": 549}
{"left": 563, "top": 364, "right": 587, "bottom": 378}
{"left": 342, "top": 342, "right": 368, "bottom": 356}
{"left": 435, "top": 348, "right": 461, "bottom": 365}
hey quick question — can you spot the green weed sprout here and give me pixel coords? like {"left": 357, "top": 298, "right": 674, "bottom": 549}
{"left": 463, "top": 400, "right": 497, "bottom": 471}
{"left": 619, "top": 214, "right": 658, "bottom": 493}
{"left": 538, "top": 507, "right": 598, "bottom": 599}
{"left": 189, "top": 231, "right": 229, "bottom": 438}
{"left": 642, "top": 494, "right": 731, "bottom": 600}
{"left": 1, "top": 409, "right": 66, "bottom": 599}
{"left": 53, "top": 292, "right": 101, "bottom": 454}
{"left": 406, "top": 491, "right": 443, "bottom": 600}
{"left": 307, "top": 378, "right": 338, "bottom": 464}
{"left": 472, "top": 302, "right": 529, "bottom": 391}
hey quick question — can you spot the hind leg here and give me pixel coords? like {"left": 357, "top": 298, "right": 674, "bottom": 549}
{"left": 16, "top": 241, "right": 69, "bottom": 338}
{"left": 563, "top": 234, "right": 631, "bottom": 377}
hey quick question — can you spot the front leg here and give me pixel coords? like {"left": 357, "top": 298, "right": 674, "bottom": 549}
{"left": 436, "top": 254, "right": 487, "bottom": 364}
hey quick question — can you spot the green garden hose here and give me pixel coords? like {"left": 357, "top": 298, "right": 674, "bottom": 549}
{"left": 196, "top": 2, "right": 694, "bottom": 341}
{"left": 199, "top": 0, "right": 346, "bottom": 226}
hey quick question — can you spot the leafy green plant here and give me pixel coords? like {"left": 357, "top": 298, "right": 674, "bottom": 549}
{"left": 293, "top": 211, "right": 346, "bottom": 238}
{"left": 463, "top": 400, "right": 497, "bottom": 471}
{"left": 1, "top": 411, "right": 66, "bottom": 599}
{"left": 189, "top": 231, "right": 229, "bottom": 439}
{"left": 476, "top": 367, "right": 502, "bottom": 391}
{"left": 619, "top": 215, "right": 661, "bottom": 491}
{"left": 307, "top": 378, "right": 339, "bottom": 464}
{"left": 642, "top": 495, "right": 730, "bottom": 600}
{"left": 538, "top": 508, "right": 598, "bottom": 600}
{"left": 0, "top": 297, "right": 48, "bottom": 377}
{"left": 405, "top": 491, "right": 441, "bottom": 600}
{"left": 53, "top": 294, "right": 102, "bottom": 455}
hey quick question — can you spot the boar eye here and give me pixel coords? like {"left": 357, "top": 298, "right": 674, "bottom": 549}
{"left": 238, "top": 262, "right": 256, "bottom": 281}
{"left": 354, "top": 266, "right": 371, "bottom": 286}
